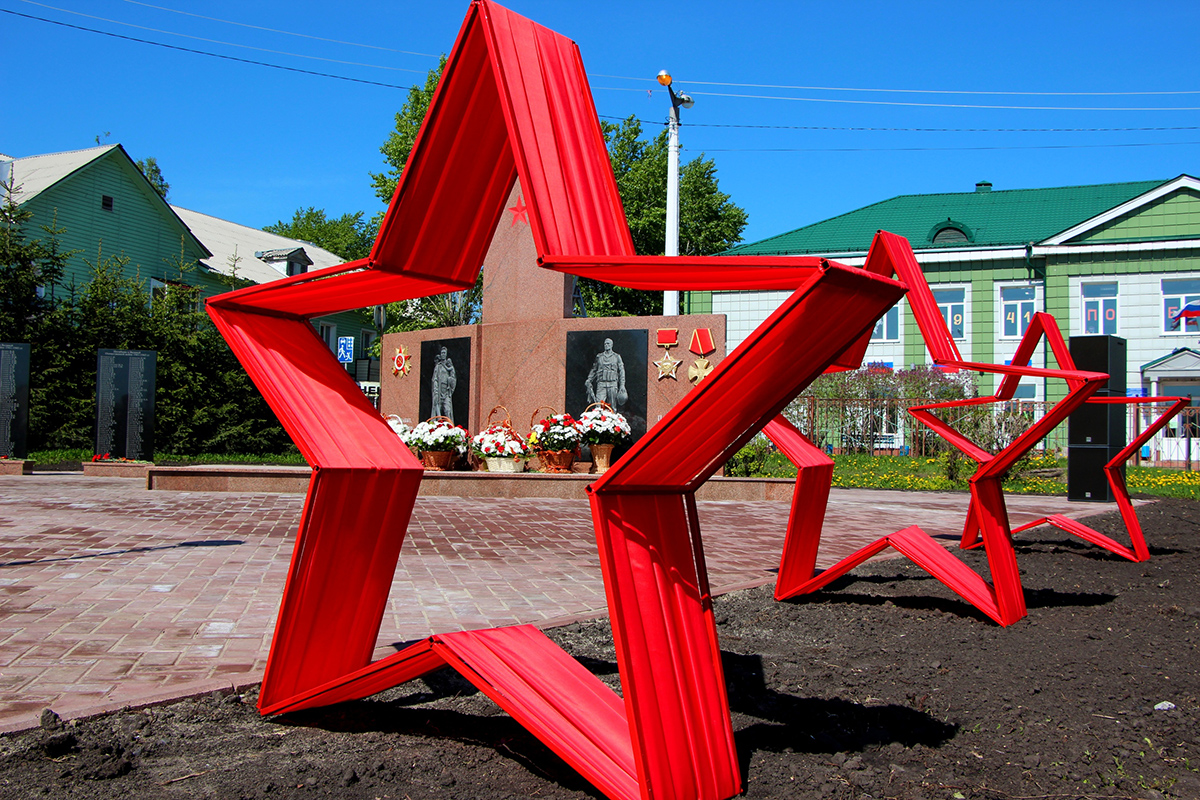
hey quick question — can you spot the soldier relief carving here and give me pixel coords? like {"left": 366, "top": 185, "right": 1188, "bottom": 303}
{"left": 431, "top": 346, "right": 457, "bottom": 423}
{"left": 566, "top": 329, "right": 647, "bottom": 458}
{"left": 585, "top": 338, "right": 627, "bottom": 411}
{"left": 419, "top": 338, "right": 471, "bottom": 426}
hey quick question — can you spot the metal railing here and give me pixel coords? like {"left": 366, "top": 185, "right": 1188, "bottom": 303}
{"left": 781, "top": 396, "right": 1197, "bottom": 469}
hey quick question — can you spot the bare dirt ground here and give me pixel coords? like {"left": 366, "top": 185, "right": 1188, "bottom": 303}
{"left": 0, "top": 498, "right": 1196, "bottom": 800}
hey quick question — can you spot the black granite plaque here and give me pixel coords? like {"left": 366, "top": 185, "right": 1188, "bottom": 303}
{"left": 418, "top": 337, "right": 471, "bottom": 428}
{"left": 95, "top": 349, "right": 156, "bottom": 460}
{"left": 0, "top": 343, "right": 31, "bottom": 459}
{"left": 565, "top": 329, "right": 648, "bottom": 461}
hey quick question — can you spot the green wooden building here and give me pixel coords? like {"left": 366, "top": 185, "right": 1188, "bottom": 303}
{"left": 2, "top": 145, "right": 378, "bottom": 387}
{"left": 698, "top": 175, "right": 1200, "bottom": 404}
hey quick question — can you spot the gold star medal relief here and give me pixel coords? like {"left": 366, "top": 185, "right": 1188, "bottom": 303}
{"left": 654, "top": 327, "right": 681, "bottom": 380}
{"left": 391, "top": 345, "right": 411, "bottom": 377}
{"left": 654, "top": 351, "right": 682, "bottom": 380}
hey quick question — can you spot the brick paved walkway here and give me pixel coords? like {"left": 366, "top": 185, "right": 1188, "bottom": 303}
{"left": 0, "top": 474, "right": 1124, "bottom": 732}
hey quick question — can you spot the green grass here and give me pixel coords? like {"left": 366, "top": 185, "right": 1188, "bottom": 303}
{"left": 28, "top": 448, "right": 305, "bottom": 469}
{"left": 732, "top": 447, "right": 1200, "bottom": 500}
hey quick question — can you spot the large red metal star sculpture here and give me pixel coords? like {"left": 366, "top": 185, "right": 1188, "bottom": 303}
{"left": 207, "top": 4, "right": 914, "bottom": 799}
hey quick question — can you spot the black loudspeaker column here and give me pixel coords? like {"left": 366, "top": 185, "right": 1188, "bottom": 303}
{"left": 1067, "top": 335, "right": 1127, "bottom": 502}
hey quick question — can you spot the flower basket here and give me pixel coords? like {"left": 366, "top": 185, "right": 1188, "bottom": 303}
{"left": 589, "top": 443, "right": 616, "bottom": 474}
{"left": 472, "top": 407, "right": 528, "bottom": 472}
{"left": 404, "top": 417, "right": 469, "bottom": 471}
{"left": 421, "top": 450, "right": 456, "bottom": 470}
{"left": 484, "top": 456, "right": 525, "bottom": 473}
{"left": 528, "top": 407, "right": 582, "bottom": 473}
{"left": 578, "top": 402, "right": 631, "bottom": 474}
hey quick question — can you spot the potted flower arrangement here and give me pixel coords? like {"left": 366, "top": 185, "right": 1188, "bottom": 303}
{"left": 471, "top": 423, "right": 529, "bottom": 473}
{"left": 404, "top": 417, "right": 469, "bottom": 470}
{"left": 528, "top": 410, "right": 582, "bottom": 473}
{"left": 578, "top": 403, "right": 631, "bottom": 474}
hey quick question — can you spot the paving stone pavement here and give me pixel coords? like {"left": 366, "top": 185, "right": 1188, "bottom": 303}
{"left": 0, "top": 473, "right": 1125, "bottom": 732}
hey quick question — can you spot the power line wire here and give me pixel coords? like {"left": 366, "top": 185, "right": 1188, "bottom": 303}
{"left": 18, "top": 0, "right": 426, "bottom": 73}
{"left": 595, "top": 74, "right": 1200, "bottom": 97}
{"left": 596, "top": 84, "right": 1200, "bottom": 110}
{"left": 118, "top": 0, "right": 437, "bottom": 57}
{"left": 685, "top": 89, "right": 1200, "bottom": 112}
{"left": 0, "top": 8, "right": 416, "bottom": 89}
{"left": 692, "top": 141, "right": 1200, "bottom": 153}
{"left": 597, "top": 114, "right": 1200, "bottom": 134}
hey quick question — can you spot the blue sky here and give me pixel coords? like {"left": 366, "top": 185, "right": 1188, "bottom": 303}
{"left": 3, "top": 0, "right": 1198, "bottom": 246}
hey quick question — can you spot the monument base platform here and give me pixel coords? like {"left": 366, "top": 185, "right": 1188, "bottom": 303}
{"left": 0, "top": 459, "right": 35, "bottom": 475}
{"left": 83, "top": 461, "right": 153, "bottom": 479}
{"left": 147, "top": 464, "right": 792, "bottom": 502}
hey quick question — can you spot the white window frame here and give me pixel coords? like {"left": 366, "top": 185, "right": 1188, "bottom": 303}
{"left": 1162, "top": 277, "right": 1200, "bottom": 335}
{"left": 932, "top": 286, "right": 968, "bottom": 341}
{"left": 870, "top": 305, "right": 900, "bottom": 342}
{"left": 1080, "top": 282, "right": 1118, "bottom": 336}
{"left": 999, "top": 283, "right": 1039, "bottom": 339}
{"left": 318, "top": 322, "right": 337, "bottom": 351}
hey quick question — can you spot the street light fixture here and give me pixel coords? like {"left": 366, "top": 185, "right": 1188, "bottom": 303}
{"left": 657, "top": 70, "right": 693, "bottom": 316}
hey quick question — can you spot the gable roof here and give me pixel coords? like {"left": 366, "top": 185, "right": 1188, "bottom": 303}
{"left": 728, "top": 178, "right": 1175, "bottom": 257}
{"left": 2, "top": 145, "right": 118, "bottom": 205}
{"left": 2, "top": 144, "right": 211, "bottom": 260}
{"left": 171, "top": 205, "right": 344, "bottom": 285}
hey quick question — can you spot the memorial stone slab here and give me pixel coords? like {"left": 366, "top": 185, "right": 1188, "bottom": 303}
{"left": 566, "top": 329, "right": 647, "bottom": 461}
{"left": 95, "top": 349, "right": 156, "bottom": 460}
{"left": 419, "top": 337, "right": 471, "bottom": 427}
{"left": 0, "top": 343, "right": 30, "bottom": 459}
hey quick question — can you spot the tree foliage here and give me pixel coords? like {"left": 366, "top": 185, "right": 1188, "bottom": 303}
{"left": 263, "top": 207, "right": 374, "bottom": 261}
{"left": 581, "top": 116, "right": 749, "bottom": 316}
{"left": 370, "top": 58, "right": 446, "bottom": 207}
{"left": 135, "top": 156, "right": 169, "bottom": 199}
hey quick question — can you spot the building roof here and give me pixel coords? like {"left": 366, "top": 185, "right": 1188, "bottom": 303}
{"left": 1, "top": 145, "right": 120, "bottom": 205}
{"left": 171, "top": 205, "right": 346, "bottom": 285}
{"left": 3, "top": 144, "right": 212, "bottom": 261}
{"left": 727, "top": 178, "right": 1173, "bottom": 257}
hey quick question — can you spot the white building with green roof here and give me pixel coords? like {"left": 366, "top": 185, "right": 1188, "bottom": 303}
{"left": 693, "top": 175, "right": 1200, "bottom": 404}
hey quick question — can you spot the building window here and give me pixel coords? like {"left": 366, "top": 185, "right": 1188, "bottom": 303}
{"left": 1001, "top": 285, "right": 1037, "bottom": 338}
{"left": 286, "top": 259, "right": 308, "bottom": 277}
{"left": 361, "top": 329, "right": 378, "bottom": 357}
{"left": 870, "top": 306, "right": 899, "bottom": 341}
{"left": 933, "top": 287, "right": 966, "bottom": 340}
{"left": 101, "top": 195, "right": 114, "bottom": 211}
{"left": 150, "top": 278, "right": 167, "bottom": 301}
{"left": 1081, "top": 283, "right": 1118, "bottom": 335}
{"left": 1162, "top": 278, "right": 1200, "bottom": 334}
{"left": 318, "top": 322, "right": 337, "bottom": 351}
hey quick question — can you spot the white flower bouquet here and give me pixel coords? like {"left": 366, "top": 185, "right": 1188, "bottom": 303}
{"left": 471, "top": 423, "right": 529, "bottom": 460}
{"left": 404, "top": 418, "right": 469, "bottom": 455}
{"left": 528, "top": 412, "right": 582, "bottom": 453}
{"left": 578, "top": 405, "right": 631, "bottom": 446}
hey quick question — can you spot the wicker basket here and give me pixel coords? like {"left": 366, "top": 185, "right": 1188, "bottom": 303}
{"left": 418, "top": 416, "right": 460, "bottom": 471}
{"left": 529, "top": 406, "right": 577, "bottom": 473}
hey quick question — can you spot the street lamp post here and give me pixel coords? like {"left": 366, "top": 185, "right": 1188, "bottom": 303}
{"left": 657, "top": 69, "right": 693, "bottom": 316}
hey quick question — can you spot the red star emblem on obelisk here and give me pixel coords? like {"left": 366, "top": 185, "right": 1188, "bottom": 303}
{"left": 508, "top": 195, "right": 528, "bottom": 226}
{"left": 206, "top": 4, "right": 909, "bottom": 799}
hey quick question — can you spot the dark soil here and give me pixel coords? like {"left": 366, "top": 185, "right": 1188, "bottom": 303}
{"left": 2, "top": 498, "right": 1197, "bottom": 800}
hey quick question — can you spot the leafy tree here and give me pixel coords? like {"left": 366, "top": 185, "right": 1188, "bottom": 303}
{"left": 370, "top": 57, "right": 447, "bottom": 206}
{"left": 378, "top": 273, "right": 482, "bottom": 348}
{"left": 0, "top": 186, "right": 69, "bottom": 344}
{"left": 581, "top": 116, "right": 748, "bottom": 316}
{"left": 264, "top": 207, "right": 374, "bottom": 261}
{"left": 135, "top": 156, "right": 170, "bottom": 199}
